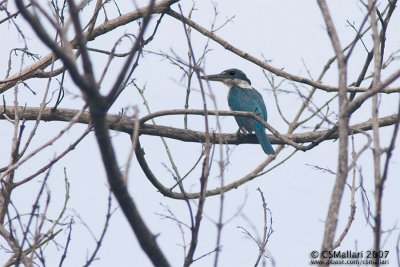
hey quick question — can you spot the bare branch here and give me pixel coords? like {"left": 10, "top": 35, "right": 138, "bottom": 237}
{"left": 317, "top": 0, "right": 349, "bottom": 263}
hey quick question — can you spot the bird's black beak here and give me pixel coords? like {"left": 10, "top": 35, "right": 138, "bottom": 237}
{"left": 200, "top": 73, "right": 227, "bottom": 82}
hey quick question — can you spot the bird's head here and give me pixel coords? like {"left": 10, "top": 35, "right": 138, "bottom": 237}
{"left": 201, "top": 68, "right": 252, "bottom": 88}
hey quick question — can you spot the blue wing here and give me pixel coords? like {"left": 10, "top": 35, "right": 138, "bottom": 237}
{"left": 228, "top": 86, "right": 275, "bottom": 154}
{"left": 228, "top": 86, "right": 267, "bottom": 131}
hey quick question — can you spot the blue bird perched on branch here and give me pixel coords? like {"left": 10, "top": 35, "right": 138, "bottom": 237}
{"left": 201, "top": 68, "right": 275, "bottom": 154}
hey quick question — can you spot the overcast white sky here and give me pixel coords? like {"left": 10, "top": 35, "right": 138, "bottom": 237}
{"left": 1, "top": 0, "right": 400, "bottom": 266}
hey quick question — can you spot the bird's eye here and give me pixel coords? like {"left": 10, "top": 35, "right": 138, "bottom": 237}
{"left": 229, "top": 70, "right": 235, "bottom": 75}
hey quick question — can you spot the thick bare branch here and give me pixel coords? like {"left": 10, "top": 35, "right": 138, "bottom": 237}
{"left": 1, "top": 106, "right": 398, "bottom": 146}
{"left": 317, "top": 0, "right": 349, "bottom": 263}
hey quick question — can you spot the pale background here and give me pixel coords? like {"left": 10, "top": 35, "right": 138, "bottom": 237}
{"left": 1, "top": 0, "right": 400, "bottom": 266}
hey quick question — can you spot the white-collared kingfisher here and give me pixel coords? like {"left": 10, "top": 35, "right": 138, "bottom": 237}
{"left": 201, "top": 68, "right": 275, "bottom": 154}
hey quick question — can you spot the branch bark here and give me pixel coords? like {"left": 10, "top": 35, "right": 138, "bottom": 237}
{"left": 1, "top": 106, "right": 398, "bottom": 145}
{"left": 317, "top": 1, "right": 349, "bottom": 265}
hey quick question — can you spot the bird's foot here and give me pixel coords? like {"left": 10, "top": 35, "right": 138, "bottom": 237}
{"left": 236, "top": 128, "right": 248, "bottom": 137}
{"left": 235, "top": 128, "right": 249, "bottom": 144}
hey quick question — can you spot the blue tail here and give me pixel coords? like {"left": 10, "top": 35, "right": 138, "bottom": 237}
{"left": 254, "top": 125, "right": 275, "bottom": 154}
